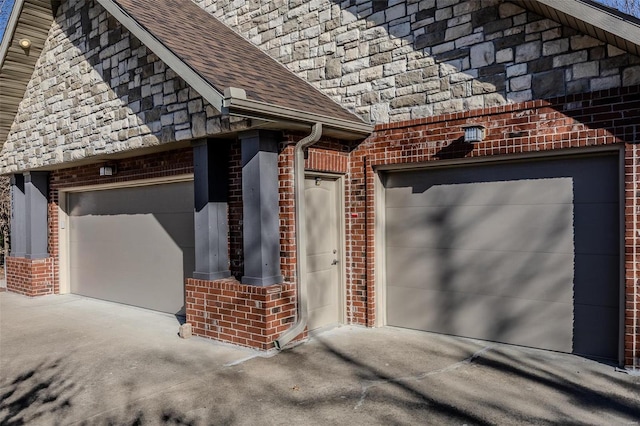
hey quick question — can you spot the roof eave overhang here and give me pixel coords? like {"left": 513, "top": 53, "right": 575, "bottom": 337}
{"left": 97, "top": 0, "right": 372, "bottom": 140}
{"left": 0, "top": 0, "right": 25, "bottom": 69}
{"left": 223, "top": 94, "right": 373, "bottom": 139}
{"left": 513, "top": 0, "right": 640, "bottom": 57}
{"left": 0, "top": 0, "right": 54, "bottom": 149}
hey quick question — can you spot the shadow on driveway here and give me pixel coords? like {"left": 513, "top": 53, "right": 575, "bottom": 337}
{"left": 1, "top": 293, "right": 639, "bottom": 425}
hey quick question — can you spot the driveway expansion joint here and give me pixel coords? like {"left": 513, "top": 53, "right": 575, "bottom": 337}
{"left": 354, "top": 345, "right": 495, "bottom": 410}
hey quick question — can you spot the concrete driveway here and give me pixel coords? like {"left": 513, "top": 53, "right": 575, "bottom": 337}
{"left": 1, "top": 292, "right": 639, "bottom": 425}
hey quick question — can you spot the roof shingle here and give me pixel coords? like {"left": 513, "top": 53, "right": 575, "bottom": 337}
{"left": 112, "top": 0, "right": 365, "bottom": 125}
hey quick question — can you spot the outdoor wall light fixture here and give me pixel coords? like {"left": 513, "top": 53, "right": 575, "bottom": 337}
{"left": 99, "top": 165, "right": 116, "bottom": 176}
{"left": 462, "top": 124, "right": 486, "bottom": 143}
{"left": 18, "top": 38, "right": 32, "bottom": 50}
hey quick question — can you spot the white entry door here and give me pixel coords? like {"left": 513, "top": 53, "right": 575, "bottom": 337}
{"left": 305, "top": 176, "right": 342, "bottom": 331}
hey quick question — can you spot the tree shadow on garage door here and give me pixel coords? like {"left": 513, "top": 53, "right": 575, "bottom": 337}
{"left": 384, "top": 152, "right": 620, "bottom": 362}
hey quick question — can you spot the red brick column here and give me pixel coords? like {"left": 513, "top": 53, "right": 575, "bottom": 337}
{"left": 6, "top": 257, "right": 55, "bottom": 297}
{"left": 624, "top": 143, "right": 640, "bottom": 368}
{"left": 185, "top": 278, "right": 302, "bottom": 349}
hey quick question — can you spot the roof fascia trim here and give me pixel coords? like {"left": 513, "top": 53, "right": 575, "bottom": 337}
{"left": 0, "top": 0, "right": 26, "bottom": 69}
{"left": 95, "top": 0, "right": 225, "bottom": 112}
{"left": 224, "top": 95, "right": 373, "bottom": 137}
{"left": 517, "top": 0, "right": 640, "bottom": 55}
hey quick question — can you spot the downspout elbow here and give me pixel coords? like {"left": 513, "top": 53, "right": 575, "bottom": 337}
{"left": 274, "top": 123, "right": 323, "bottom": 350}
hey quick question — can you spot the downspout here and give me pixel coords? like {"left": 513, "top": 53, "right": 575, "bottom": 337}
{"left": 274, "top": 123, "right": 323, "bottom": 350}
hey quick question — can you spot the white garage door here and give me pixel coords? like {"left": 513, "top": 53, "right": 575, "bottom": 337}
{"left": 69, "top": 181, "right": 195, "bottom": 314}
{"left": 385, "top": 154, "right": 620, "bottom": 360}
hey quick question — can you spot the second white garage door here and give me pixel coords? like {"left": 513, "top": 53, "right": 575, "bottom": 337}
{"left": 68, "top": 181, "right": 195, "bottom": 314}
{"left": 384, "top": 154, "right": 620, "bottom": 360}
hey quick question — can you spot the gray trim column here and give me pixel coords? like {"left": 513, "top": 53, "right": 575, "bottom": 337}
{"left": 10, "top": 174, "right": 26, "bottom": 257}
{"left": 24, "top": 172, "right": 49, "bottom": 259}
{"left": 240, "top": 130, "right": 283, "bottom": 286}
{"left": 193, "top": 140, "right": 232, "bottom": 280}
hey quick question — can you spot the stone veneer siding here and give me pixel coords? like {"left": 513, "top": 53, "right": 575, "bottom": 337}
{"left": 194, "top": 0, "right": 640, "bottom": 123}
{"left": 0, "top": 0, "right": 250, "bottom": 174}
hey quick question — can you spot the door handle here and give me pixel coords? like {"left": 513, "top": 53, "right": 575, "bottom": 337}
{"left": 331, "top": 259, "right": 339, "bottom": 265}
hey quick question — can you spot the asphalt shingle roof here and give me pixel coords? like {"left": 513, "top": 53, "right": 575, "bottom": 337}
{"left": 112, "top": 0, "right": 364, "bottom": 125}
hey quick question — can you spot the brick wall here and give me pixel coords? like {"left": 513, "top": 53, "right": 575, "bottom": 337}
{"left": 6, "top": 257, "right": 55, "bottom": 296}
{"left": 277, "top": 134, "right": 352, "bottom": 287}
{"left": 6, "top": 89, "right": 639, "bottom": 362}
{"left": 624, "top": 143, "right": 640, "bottom": 368}
{"left": 346, "top": 84, "right": 639, "bottom": 365}
{"left": 186, "top": 278, "right": 299, "bottom": 349}
{"left": 186, "top": 133, "right": 351, "bottom": 349}
{"left": 48, "top": 148, "right": 194, "bottom": 190}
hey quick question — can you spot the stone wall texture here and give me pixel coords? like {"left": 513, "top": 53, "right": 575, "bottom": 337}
{"left": 4, "top": 0, "right": 640, "bottom": 172}
{"left": 0, "top": 0, "right": 249, "bottom": 173}
{"left": 193, "top": 0, "right": 640, "bottom": 123}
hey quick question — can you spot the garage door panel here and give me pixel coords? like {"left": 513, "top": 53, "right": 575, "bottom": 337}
{"left": 386, "top": 157, "right": 618, "bottom": 205}
{"left": 571, "top": 159, "right": 619, "bottom": 204}
{"left": 387, "top": 246, "right": 573, "bottom": 303}
{"left": 69, "top": 182, "right": 194, "bottom": 314}
{"left": 573, "top": 203, "right": 619, "bottom": 255}
{"left": 70, "top": 185, "right": 193, "bottom": 216}
{"left": 71, "top": 214, "right": 191, "bottom": 245}
{"left": 387, "top": 204, "right": 573, "bottom": 254}
{"left": 385, "top": 178, "right": 574, "bottom": 208}
{"left": 387, "top": 286, "right": 573, "bottom": 353}
{"left": 574, "top": 254, "right": 618, "bottom": 307}
{"left": 152, "top": 213, "right": 197, "bottom": 248}
{"left": 385, "top": 154, "right": 619, "bottom": 360}
{"left": 70, "top": 259, "right": 185, "bottom": 306}
{"left": 70, "top": 238, "right": 187, "bottom": 307}
{"left": 574, "top": 304, "right": 619, "bottom": 359}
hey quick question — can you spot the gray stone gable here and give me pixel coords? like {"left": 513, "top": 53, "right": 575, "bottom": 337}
{"left": 0, "top": 0, "right": 249, "bottom": 173}
{"left": 3, "top": 0, "right": 640, "bottom": 172}
{"left": 194, "top": 0, "right": 640, "bottom": 123}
